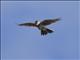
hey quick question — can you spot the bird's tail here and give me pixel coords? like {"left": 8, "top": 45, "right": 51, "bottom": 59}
{"left": 46, "top": 28, "right": 53, "bottom": 33}
{"left": 41, "top": 28, "right": 53, "bottom": 35}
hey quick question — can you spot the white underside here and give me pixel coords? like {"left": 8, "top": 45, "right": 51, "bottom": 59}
{"left": 36, "top": 21, "right": 40, "bottom": 25}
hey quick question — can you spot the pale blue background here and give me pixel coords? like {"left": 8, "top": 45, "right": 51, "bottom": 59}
{"left": 1, "top": 1, "right": 79, "bottom": 60}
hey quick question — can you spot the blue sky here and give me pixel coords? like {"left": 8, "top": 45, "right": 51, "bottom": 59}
{"left": 1, "top": 1, "right": 79, "bottom": 60}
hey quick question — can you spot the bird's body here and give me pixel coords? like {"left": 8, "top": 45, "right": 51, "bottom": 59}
{"left": 19, "top": 18, "right": 60, "bottom": 35}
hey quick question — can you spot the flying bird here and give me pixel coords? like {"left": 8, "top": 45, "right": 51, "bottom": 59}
{"left": 19, "top": 18, "right": 60, "bottom": 35}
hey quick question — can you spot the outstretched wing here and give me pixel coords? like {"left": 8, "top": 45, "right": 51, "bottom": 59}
{"left": 39, "top": 18, "right": 60, "bottom": 26}
{"left": 18, "top": 23, "right": 37, "bottom": 27}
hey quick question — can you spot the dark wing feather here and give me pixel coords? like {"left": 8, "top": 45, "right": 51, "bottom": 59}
{"left": 18, "top": 23, "right": 36, "bottom": 27}
{"left": 39, "top": 18, "right": 60, "bottom": 26}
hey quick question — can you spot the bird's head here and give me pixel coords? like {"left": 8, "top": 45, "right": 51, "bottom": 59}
{"left": 35, "top": 20, "right": 41, "bottom": 25}
{"left": 35, "top": 20, "right": 38, "bottom": 24}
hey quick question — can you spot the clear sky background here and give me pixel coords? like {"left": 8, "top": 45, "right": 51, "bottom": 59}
{"left": 1, "top": 1, "right": 79, "bottom": 60}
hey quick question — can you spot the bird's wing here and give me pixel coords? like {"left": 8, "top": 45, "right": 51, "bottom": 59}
{"left": 18, "top": 23, "right": 37, "bottom": 27}
{"left": 39, "top": 18, "right": 60, "bottom": 26}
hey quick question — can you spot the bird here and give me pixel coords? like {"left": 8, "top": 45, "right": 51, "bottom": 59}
{"left": 18, "top": 18, "right": 60, "bottom": 35}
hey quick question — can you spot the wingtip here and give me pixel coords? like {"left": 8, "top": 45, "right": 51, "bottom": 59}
{"left": 54, "top": 17, "right": 61, "bottom": 22}
{"left": 18, "top": 24, "right": 24, "bottom": 26}
{"left": 56, "top": 17, "right": 61, "bottom": 20}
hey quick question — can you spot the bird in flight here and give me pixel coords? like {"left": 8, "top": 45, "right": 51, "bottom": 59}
{"left": 19, "top": 18, "right": 60, "bottom": 35}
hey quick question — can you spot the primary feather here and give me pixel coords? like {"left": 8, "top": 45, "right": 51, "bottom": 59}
{"left": 39, "top": 18, "right": 60, "bottom": 26}
{"left": 18, "top": 23, "right": 37, "bottom": 27}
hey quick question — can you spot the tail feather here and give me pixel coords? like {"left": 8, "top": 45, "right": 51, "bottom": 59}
{"left": 46, "top": 28, "right": 53, "bottom": 33}
{"left": 41, "top": 30, "right": 48, "bottom": 35}
{"left": 41, "top": 28, "right": 53, "bottom": 35}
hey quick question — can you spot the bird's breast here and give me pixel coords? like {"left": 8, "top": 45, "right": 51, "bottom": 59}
{"left": 38, "top": 25, "right": 45, "bottom": 30}
{"left": 36, "top": 21, "right": 40, "bottom": 25}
